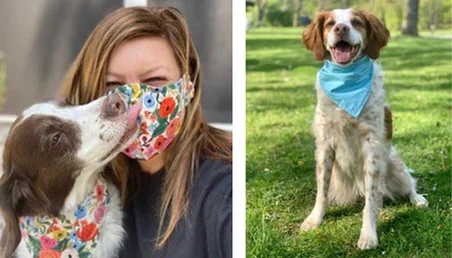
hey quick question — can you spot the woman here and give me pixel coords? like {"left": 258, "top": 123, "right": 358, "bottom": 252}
{"left": 60, "top": 6, "right": 232, "bottom": 257}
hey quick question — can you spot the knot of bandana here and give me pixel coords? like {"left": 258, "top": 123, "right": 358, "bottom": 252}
{"left": 319, "top": 56, "right": 374, "bottom": 118}
{"left": 19, "top": 178, "right": 110, "bottom": 257}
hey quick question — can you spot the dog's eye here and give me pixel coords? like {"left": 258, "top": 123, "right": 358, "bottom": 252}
{"left": 51, "top": 132, "right": 61, "bottom": 147}
{"left": 326, "top": 20, "right": 335, "bottom": 26}
{"left": 351, "top": 19, "right": 363, "bottom": 26}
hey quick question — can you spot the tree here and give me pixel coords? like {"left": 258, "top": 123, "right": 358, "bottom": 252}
{"left": 318, "top": 0, "right": 326, "bottom": 11}
{"left": 343, "top": 0, "right": 350, "bottom": 8}
{"left": 402, "top": 0, "right": 420, "bottom": 36}
{"left": 292, "top": 0, "right": 302, "bottom": 27}
{"left": 256, "top": 0, "right": 268, "bottom": 27}
{"left": 428, "top": 0, "right": 438, "bottom": 33}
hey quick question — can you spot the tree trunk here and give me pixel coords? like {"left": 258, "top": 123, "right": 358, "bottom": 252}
{"left": 380, "top": 7, "right": 386, "bottom": 26}
{"left": 257, "top": 8, "right": 265, "bottom": 27}
{"left": 318, "top": 0, "right": 326, "bottom": 11}
{"left": 402, "top": 0, "right": 419, "bottom": 36}
{"left": 343, "top": 0, "right": 349, "bottom": 8}
{"left": 396, "top": 4, "right": 404, "bottom": 30}
{"left": 429, "top": 0, "right": 438, "bottom": 34}
{"left": 292, "top": 0, "right": 302, "bottom": 27}
{"left": 256, "top": 0, "right": 268, "bottom": 27}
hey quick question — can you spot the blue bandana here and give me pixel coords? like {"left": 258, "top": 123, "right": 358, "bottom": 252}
{"left": 319, "top": 56, "right": 374, "bottom": 118}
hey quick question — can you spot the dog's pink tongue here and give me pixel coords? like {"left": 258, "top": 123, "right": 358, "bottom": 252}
{"left": 127, "top": 103, "right": 142, "bottom": 129}
{"left": 335, "top": 51, "right": 352, "bottom": 63}
{"left": 334, "top": 45, "right": 352, "bottom": 64}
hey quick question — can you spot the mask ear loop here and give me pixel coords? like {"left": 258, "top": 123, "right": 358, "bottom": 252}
{"left": 182, "top": 73, "right": 191, "bottom": 84}
{"left": 180, "top": 74, "right": 194, "bottom": 106}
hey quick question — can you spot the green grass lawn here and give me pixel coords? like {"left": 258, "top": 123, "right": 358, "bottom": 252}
{"left": 419, "top": 29, "right": 452, "bottom": 38}
{"left": 246, "top": 27, "right": 451, "bottom": 257}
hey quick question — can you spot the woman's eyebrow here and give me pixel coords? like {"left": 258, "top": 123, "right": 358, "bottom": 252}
{"left": 106, "top": 71, "right": 125, "bottom": 80}
{"left": 139, "top": 66, "right": 167, "bottom": 77}
{"left": 106, "top": 66, "right": 168, "bottom": 79}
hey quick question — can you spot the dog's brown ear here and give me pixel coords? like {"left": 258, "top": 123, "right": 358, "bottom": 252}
{"left": 0, "top": 172, "right": 22, "bottom": 258}
{"left": 2, "top": 165, "right": 50, "bottom": 215}
{"left": 362, "top": 11, "right": 390, "bottom": 59}
{"left": 302, "top": 12, "right": 329, "bottom": 60}
{"left": 0, "top": 165, "right": 50, "bottom": 257}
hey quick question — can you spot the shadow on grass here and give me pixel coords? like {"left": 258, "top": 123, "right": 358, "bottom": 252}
{"left": 387, "top": 80, "right": 452, "bottom": 93}
{"left": 390, "top": 99, "right": 451, "bottom": 112}
{"left": 247, "top": 85, "right": 313, "bottom": 93}
{"left": 247, "top": 56, "right": 320, "bottom": 73}
{"left": 246, "top": 38, "right": 302, "bottom": 50}
{"left": 324, "top": 205, "right": 364, "bottom": 220}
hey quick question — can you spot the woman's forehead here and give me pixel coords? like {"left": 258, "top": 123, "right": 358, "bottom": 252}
{"left": 107, "top": 36, "right": 179, "bottom": 77}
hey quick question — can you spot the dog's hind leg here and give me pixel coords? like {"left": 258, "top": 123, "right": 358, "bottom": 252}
{"left": 301, "top": 140, "right": 334, "bottom": 231}
{"left": 385, "top": 147, "right": 428, "bottom": 207}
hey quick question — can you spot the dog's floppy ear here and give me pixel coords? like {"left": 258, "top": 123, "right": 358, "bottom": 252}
{"left": 0, "top": 171, "right": 22, "bottom": 258}
{"left": 362, "top": 11, "right": 390, "bottom": 59}
{"left": 302, "top": 12, "right": 329, "bottom": 61}
{"left": 0, "top": 165, "right": 50, "bottom": 257}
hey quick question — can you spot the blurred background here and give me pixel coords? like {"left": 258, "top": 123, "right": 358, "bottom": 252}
{"left": 246, "top": 0, "right": 451, "bottom": 36}
{"left": 0, "top": 0, "right": 232, "bottom": 124}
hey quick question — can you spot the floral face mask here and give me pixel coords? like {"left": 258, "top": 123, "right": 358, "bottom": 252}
{"left": 109, "top": 76, "right": 194, "bottom": 160}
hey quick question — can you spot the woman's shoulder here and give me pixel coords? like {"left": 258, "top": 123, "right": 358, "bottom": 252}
{"left": 193, "top": 157, "right": 232, "bottom": 200}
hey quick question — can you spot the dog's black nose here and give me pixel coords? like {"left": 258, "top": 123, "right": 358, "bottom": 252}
{"left": 334, "top": 23, "right": 350, "bottom": 36}
{"left": 103, "top": 93, "right": 126, "bottom": 118}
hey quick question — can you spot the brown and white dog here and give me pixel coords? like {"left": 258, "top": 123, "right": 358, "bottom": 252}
{"left": 300, "top": 9, "right": 428, "bottom": 249}
{"left": 0, "top": 93, "right": 141, "bottom": 257}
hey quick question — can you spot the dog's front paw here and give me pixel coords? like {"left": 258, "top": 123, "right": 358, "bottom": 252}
{"left": 357, "top": 232, "right": 378, "bottom": 250}
{"left": 300, "top": 217, "right": 321, "bottom": 231}
{"left": 410, "top": 193, "right": 428, "bottom": 208}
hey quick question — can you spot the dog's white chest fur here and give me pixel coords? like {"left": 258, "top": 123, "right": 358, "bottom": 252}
{"left": 313, "top": 63, "right": 389, "bottom": 201}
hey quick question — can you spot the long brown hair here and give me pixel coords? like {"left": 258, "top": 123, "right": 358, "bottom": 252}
{"left": 59, "top": 6, "right": 232, "bottom": 247}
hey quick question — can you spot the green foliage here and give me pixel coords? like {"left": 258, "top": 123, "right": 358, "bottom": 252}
{"left": 248, "top": 0, "right": 451, "bottom": 30}
{"left": 246, "top": 27, "right": 452, "bottom": 257}
{"left": 419, "top": 0, "right": 452, "bottom": 30}
{"left": 266, "top": 2, "right": 293, "bottom": 27}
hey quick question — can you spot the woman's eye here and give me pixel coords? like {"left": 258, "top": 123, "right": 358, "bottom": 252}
{"left": 105, "top": 85, "right": 120, "bottom": 93}
{"left": 106, "top": 81, "right": 122, "bottom": 86}
{"left": 105, "top": 81, "right": 123, "bottom": 93}
{"left": 106, "top": 81, "right": 122, "bottom": 87}
{"left": 143, "top": 77, "right": 167, "bottom": 86}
